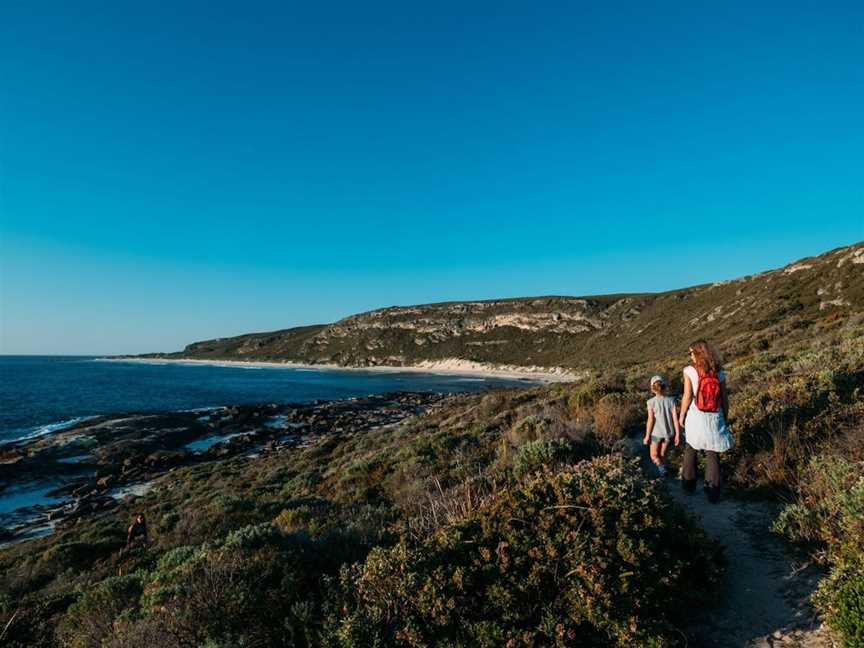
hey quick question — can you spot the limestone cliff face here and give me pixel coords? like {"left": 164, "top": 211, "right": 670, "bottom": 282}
{"left": 157, "top": 242, "right": 863, "bottom": 369}
{"left": 306, "top": 299, "right": 606, "bottom": 346}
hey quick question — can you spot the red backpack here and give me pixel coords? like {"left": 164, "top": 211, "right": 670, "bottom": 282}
{"left": 695, "top": 370, "right": 722, "bottom": 412}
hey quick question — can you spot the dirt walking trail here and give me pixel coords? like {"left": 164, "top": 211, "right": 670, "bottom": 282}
{"left": 623, "top": 436, "right": 836, "bottom": 646}
{"left": 666, "top": 479, "right": 836, "bottom": 647}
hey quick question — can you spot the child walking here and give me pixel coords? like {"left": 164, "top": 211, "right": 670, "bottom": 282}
{"left": 643, "top": 375, "right": 680, "bottom": 476}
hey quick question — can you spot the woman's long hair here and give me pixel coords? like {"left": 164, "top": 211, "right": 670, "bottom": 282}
{"left": 689, "top": 340, "right": 722, "bottom": 375}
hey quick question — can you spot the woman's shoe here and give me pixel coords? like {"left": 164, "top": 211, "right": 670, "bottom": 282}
{"left": 704, "top": 485, "right": 721, "bottom": 503}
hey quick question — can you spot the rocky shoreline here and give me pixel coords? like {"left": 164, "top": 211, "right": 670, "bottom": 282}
{"left": 0, "top": 392, "right": 448, "bottom": 547}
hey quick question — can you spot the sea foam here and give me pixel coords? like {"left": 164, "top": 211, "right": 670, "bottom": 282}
{"left": 4, "top": 416, "right": 99, "bottom": 445}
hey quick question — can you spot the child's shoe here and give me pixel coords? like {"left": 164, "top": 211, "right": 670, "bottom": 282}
{"left": 656, "top": 464, "right": 668, "bottom": 477}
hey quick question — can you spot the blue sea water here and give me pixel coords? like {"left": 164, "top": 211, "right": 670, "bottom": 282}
{"left": 0, "top": 356, "right": 532, "bottom": 444}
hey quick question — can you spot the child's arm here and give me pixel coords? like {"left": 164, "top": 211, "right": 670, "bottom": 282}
{"left": 672, "top": 403, "right": 681, "bottom": 446}
{"left": 644, "top": 404, "right": 654, "bottom": 445}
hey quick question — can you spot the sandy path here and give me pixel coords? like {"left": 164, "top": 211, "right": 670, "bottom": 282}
{"left": 668, "top": 485, "right": 835, "bottom": 647}
{"left": 621, "top": 436, "right": 835, "bottom": 646}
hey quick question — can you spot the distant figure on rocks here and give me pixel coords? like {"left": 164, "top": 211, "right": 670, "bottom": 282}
{"left": 679, "top": 340, "right": 734, "bottom": 502}
{"left": 122, "top": 513, "right": 148, "bottom": 554}
{"left": 643, "top": 375, "right": 680, "bottom": 476}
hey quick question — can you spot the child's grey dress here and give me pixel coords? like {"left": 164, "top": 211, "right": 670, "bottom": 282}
{"left": 647, "top": 395, "right": 676, "bottom": 440}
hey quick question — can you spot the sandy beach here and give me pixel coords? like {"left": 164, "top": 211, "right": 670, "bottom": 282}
{"left": 101, "top": 356, "right": 584, "bottom": 383}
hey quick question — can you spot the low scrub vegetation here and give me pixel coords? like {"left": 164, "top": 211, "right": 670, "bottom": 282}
{"left": 773, "top": 455, "right": 864, "bottom": 647}
{"left": 1, "top": 310, "right": 863, "bottom": 646}
{"left": 329, "top": 456, "right": 722, "bottom": 647}
{"left": 4, "top": 457, "right": 723, "bottom": 648}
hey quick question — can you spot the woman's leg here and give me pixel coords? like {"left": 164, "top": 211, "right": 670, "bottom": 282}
{"left": 704, "top": 451, "right": 722, "bottom": 501}
{"left": 682, "top": 444, "right": 697, "bottom": 493}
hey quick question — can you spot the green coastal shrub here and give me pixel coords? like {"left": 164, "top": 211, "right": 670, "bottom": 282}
{"left": 211, "top": 494, "right": 256, "bottom": 515}
{"left": 199, "top": 640, "right": 249, "bottom": 648}
{"left": 479, "top": 391, "right": 508, "bottom": 417}
{"left": 156, "top": 544, "right": 201, "bottom": 572}
{"left": 566, "top": 382, "right": 605, "bottom": 414}
{"left": 772, "top": 455, "right": 864, "bottom": 549}
{"left": 592, "top": 393, "right": 641, "bottom": 447}
{"left": 56, "top": 574, "right": 144, "bottom": 648}
{"left": 813, "top": 558, "right": 864, "bottom": 648}
{"left": 328, "top": 455, "right": 723, "bottom": 647}
{"left": 158, "top": 511, "right": 180, "bottom": 532}
{"left": 1, "top": 591, "right": 78, "bottom": 648}
{"left": 151, "top": 544, "right": 207, "bottom": 583}
{"left": 774, "top": 455, "right": 864, "bottom": 646}
{"left": 280, "top": 471, "right": 321, "bottom": 498}
{"left": 222, "top": 522, "right": 281, "bottom": 550}
{"left": 140, "top": 583, "right": 183, "bottom": 610}
{"left": 733, "top": 372, "right": 837, "bottom": 455}
{"left": 511, "top": 438, "right": 577, "bottom": 479}
{"left": 507, "top": 415, "right": 548, "bottom": 446}
{"left": 114, "top": 539, "right": 333, "bottom": 648}
{"left": 723, "top": 333, "right": 864, "bottom": 491}
{"left": 40, "top": 540, "right": 115, "bottom": 573}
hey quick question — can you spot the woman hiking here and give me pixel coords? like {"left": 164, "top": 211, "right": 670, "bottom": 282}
{"left": 679, "top": 340, "right": 733, "bottom": 502}
{"left": 121, "top": 513, "right": 148, "bottom": 555}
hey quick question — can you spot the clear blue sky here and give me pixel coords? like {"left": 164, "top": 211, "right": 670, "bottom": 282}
{"left": 1, "top": 1, "right": 862, "bottom": 354}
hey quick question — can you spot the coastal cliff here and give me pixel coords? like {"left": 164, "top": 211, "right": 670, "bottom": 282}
{"left": 142, "top": 241, "right": 864, "bottom": 369}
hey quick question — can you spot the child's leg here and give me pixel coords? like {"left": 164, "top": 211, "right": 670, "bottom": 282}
{"left": 650, "top": 441, "right": 668, "bottom": 475}
{"left": 658, "top": 439, "right": 669, "bottom": 461}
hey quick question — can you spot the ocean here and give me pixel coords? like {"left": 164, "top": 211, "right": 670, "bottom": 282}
{"left": 0, "top": 356, "right": 532, "bottom": 444}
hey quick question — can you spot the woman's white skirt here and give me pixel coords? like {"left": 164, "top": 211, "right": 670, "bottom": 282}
{"left": 684, "top": 406, "right": 734, "bottom": 452}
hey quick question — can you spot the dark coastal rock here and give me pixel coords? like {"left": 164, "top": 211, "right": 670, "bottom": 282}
{"left": 0, "top": 458, "right": 93, "bottom": 483}
{"left": 0, "top": 450, "right": 23, "bottom": 464}
{"left": 1, "top": 392, "right": 446, "bottom": 544}
{"left": 95, "top": 465, "right": 121, "bottom": 477}
{"left": 144, "top": 450, "right": 191, "bottom": 469}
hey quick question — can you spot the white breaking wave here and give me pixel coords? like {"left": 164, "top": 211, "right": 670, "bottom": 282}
{"left": 5, "top": 416, "right": 99, "bottom": 444}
